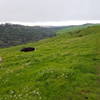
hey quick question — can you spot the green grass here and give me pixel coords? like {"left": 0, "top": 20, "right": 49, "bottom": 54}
{"left": 0, "top": 26, "right": 100, "bottom": 100}
{"left": 56, "top": 24, "right": 92, "bottom": 34}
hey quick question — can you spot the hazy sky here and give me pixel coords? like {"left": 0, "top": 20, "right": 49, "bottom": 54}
{"left": 0, "top": 0, "right": 100, "bottom": 23}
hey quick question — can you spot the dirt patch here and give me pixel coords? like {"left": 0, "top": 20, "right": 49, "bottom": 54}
{"left": 0, "top": 57, "right": 2, "bottom": 62}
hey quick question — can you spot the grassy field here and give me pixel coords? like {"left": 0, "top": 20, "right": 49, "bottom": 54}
{"left": 0, "top": 25, "right": 100, "bottom": 100}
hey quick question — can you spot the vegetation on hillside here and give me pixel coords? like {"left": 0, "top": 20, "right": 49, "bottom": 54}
{"left": 0, "top": 25, "right": 100, "bottom": 100}
{"left": 0, "top": 23, "right": 65, "bottom": 48}
{"left": 56, "top": 23, "right": 99, "bottom": 34}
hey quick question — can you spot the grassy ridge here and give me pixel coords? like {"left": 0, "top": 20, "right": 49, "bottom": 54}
{"left": 56, "top": 23, "right": 94, "bottom": 34}
{"left": 0, "top": 26, "right": 100, "bottom": 100}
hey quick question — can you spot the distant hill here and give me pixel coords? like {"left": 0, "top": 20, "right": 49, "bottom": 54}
{"left": 0, "top": 23, "right": 65, "bottom": 48}
{"left": 0, "top": 25, "right": 100, "bottom": 100}
{"left": 56, "top": 23, "right": 96, "bottom": 34}
{"left": 0, "top": 23, "right": 96, "bottom": 48}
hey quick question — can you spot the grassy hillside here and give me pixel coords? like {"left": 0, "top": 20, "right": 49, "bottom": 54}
{"left": 0, "top": 23, "right": 65, "bottom": 48}
{"left": 56, "top": 23, "right": 99, "bottom": 35}
{"left": 0, "top": 25, "right": 100, "bottom": 100}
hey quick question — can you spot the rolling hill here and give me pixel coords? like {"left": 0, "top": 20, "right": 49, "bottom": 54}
{"left": 0, "top": 25, "right": 100, "bottom": 100}
{"left": 0, "top": 23, "right": 65, "bottom": 48}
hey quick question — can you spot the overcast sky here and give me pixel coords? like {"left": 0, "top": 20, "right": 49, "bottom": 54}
{"left": 0, "top": 0, "right": 100, "bottom": 25}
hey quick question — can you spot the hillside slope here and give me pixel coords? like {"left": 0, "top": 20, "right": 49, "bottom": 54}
{"left": 0, "top": 26, "right": 100, "bottom": 100}
{"left": 0, "top": 23, "right": 65, "bottom": 48}
{"left": 56, "top": 23, "right": 96, "bottom": 35}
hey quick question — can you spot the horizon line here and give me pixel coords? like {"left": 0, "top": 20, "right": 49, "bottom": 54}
{"left": 0, "top": 20, "right": 100, "bottom": 26}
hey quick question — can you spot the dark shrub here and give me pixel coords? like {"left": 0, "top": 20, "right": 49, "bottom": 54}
{"left": 20, "top": 47, "right": 35, "bottom": 52}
